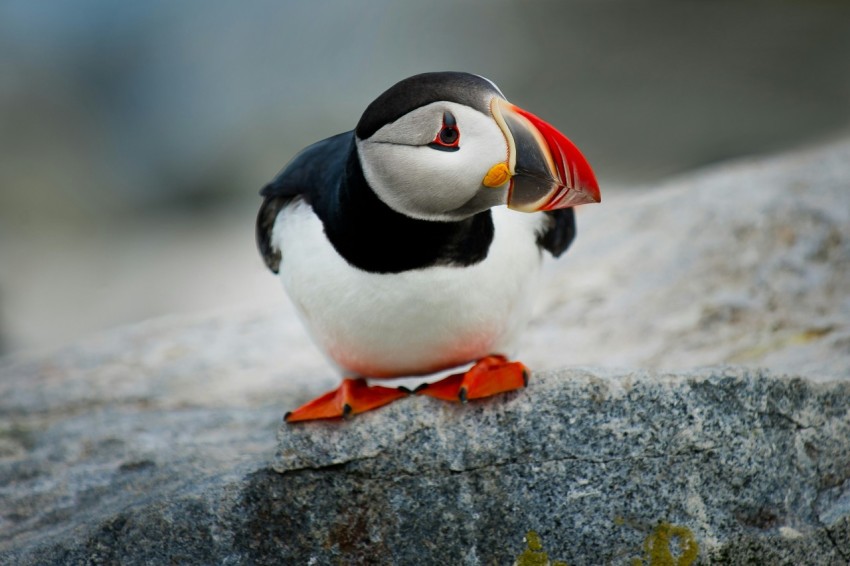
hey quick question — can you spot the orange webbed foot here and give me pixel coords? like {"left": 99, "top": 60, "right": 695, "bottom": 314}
{"left": 416, "top": 355, "right": 529, "bottom": 403}
{"left": 284, "top": 378, "right": 408, "bottom": 423}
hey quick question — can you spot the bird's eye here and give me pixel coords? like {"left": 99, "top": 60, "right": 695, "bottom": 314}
{"left": 428, "top": 112, "right": 460, "bottom": 152}
{"left": 439, "top": 126, "right": 459, "bottom": 145}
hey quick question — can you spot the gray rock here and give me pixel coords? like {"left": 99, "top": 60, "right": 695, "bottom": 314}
{"left": 522, "top": 137, "right": 850, "bottom": 380}
{"left": 2, "top": 138, "right": 850, "bottom": 564}
{"left": 267, "top": 367, "right": 850, "bottom": 565}
{"left": 2, "top": 367, "right": 849, "bottom": 565}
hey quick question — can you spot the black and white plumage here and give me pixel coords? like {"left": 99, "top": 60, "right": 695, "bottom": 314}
{"left": 256, "top": 72, "right": 599, "bottom": 414}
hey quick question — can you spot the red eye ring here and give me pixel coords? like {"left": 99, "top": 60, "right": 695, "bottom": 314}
{"left": 428, "top": 112, "right": 460, "bottom": 151}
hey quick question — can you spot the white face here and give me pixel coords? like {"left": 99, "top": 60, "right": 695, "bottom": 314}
{"left": 356, "top": 100, "right": 510, "bottom": 221}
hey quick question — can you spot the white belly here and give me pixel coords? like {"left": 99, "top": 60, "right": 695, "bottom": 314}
{"left": 273, "top": 203, "right": 544, "bottom": 378}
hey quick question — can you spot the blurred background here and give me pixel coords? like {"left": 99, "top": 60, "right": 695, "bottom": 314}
{"left": 1, "top": 0, "right": 849, "bottom": 355}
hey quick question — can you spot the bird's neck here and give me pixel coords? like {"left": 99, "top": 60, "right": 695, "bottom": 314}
{"left": 318, "top": 146, "right": 494, "bottom": 274}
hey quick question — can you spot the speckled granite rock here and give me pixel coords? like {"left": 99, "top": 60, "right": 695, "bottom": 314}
{"left": 2, "top": 138, "right": 850, "bottom": 564}
{"left": 2, "top": 366, "right": 849, "bottom": 565}
{"left": 265, "top": 367, "right": 850, "bottom": 565}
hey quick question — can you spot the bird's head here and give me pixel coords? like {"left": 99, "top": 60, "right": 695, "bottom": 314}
{"left": 355, "top": 72, "right": 600, "bottom": 222}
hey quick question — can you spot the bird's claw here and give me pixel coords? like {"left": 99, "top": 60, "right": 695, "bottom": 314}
{"left": 284, "top": 378, "right": 408, "bottom": 423}
{"left": 416, "top": 355, "right": 529, "bottom": 403}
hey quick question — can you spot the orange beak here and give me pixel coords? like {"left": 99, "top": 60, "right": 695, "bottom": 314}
{"left": 489, "top": 98, "right": 601, "bottom": 212}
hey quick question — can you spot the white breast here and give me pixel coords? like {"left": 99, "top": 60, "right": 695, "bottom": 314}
{"left": 273, "top": 203, "right": 544, "bottom": 378}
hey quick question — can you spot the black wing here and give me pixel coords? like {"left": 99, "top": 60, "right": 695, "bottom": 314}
{"left": 537, "top": 208, "right": 576, "bottom": 258}
{"left": 255, "top": 132, "right": 354, "bottom": 273}
{"left": 256, "top": 191, "right": 298, "bottom": 274}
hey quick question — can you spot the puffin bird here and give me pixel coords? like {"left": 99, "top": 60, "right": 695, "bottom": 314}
{"left": 256, "top": 72, "right": 600, "bottom": 422}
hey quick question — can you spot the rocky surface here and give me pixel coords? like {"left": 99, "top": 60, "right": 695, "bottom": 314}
{"left": 268, "top": 367, "right": 850, "bottom": 565}
{"left": 527, "top": 136, "right": 850, "bottom": 380}
{"left": 2, "top": 138, "right": 850, "bottom": 564}
{"left": 2, "top": 367, "right": 849, "bottom": 565}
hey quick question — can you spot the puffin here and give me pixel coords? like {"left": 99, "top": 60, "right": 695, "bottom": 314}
{"left": 256, "top": 72, "right": 600, "bottom": 422}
